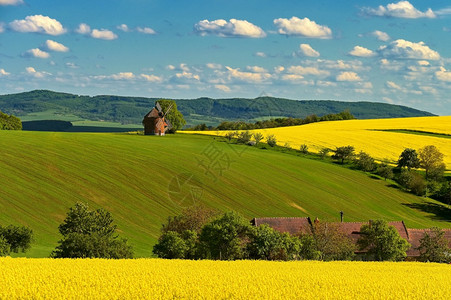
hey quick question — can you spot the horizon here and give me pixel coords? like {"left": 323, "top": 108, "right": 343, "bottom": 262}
{"left": 1, "top": 0, "right": 451, "bottom": 115}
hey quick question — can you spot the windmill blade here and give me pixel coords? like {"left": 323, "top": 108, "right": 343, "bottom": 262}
{"left": 156, "top": 118, "right": 163, "bottom": 129}
{"left": 165, "top": 118, "right": 172, "bottom": 130}
{"left": 163, "top": 103, "right": 174, "bottom": 116}
{"left": 155, "top": 102, "right": 162, "bottom": 113}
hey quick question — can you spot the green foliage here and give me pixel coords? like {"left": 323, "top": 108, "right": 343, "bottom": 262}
{"left": 161, "top": 205, "right": 217, "bottom": 234}
{"left": 418, "top": 145, "right": 444, "bottom": 180}
{"left": 300, "top": 144, "right": 309, "bottom": 154}
{"left": 354, "top": 151, "right": 375, "bottom": 172}
{"left": 298, "top": 234, "right": 321, "bottom": 260}
{"left": 0, "top": 236, "right": 10, "bottom": 256}
{"left": 377, "top": 163, "right": 394, "bottom": 181}
{"left": 199, "top": 211, "right": 254, "bottom": 260}
{"left": 266, "top": 134, "right": 277, "bottom": 147}
{"left": 409, "top": 173, "right": 427, "bottom": 196}
{"left": 156, "top": 99, "right": 186, "bottom": 133}
{"left": 417, "top": 228, "right": 451, "bottom": 263}
{"left": 319, "top": 147, "right": 330, "bottom": 159}
{"left": 153, "top": 231, "right": 190, "bottom": 259}
{"left": 237, "top": 131, "right": 252, "bottom": 144}
{"left": 397, "top": 148, "right": 420, "bottom": 170}
{"left": 357, "top": 220, "right": 411, "bottom": 261}
{"left": 0, "top": 225, "right": 33, "bottom": 256}
{"left": 224, "top": 131, "right": 235, "bottom": 142}
{"left": 0, "top": 110, "right": 22, "bottom": 130}
{"left": 252, "top": 132, "right": 264, "bottom": 145}
{"left": 52, "top": 202, "right": 133, "bottom": 258}
{"left": 332, "top": 146, "right": 355, "bottom": 164}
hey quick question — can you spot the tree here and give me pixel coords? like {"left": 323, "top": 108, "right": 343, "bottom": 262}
{"left": 418, "top": 145, "right": 444, "bottom": 180}
{"left": 156, "top": 99, "right": 186, "bottom": 133}
{"left": 236, "top": 131, "right": 252, "bottom": 144}
{"left": 354, "top": 151, "right": 375, "bottom": 172}
{"left": 417, "top": 228, "right": 450, "bottom": 263}
{"left": 224, "top": 131, "right": 235, "bottom": 142}
{"left": 0, "top": 225, "right": 33, "bottom": 256}
{"left": 397, "top": 148, "right": 420, "bottom": 170}
{"left": 52, "top": 202, "right": 133, "bottom": 258}
{"left": 319, "top": 147, "right": 330, "bottom": 160}
{"left": 377, "top": 163, "right": 394, "bottom": 181}
{"left": 252, "top": 132, "right": 264, "bottom": 146}
{"left": 0, "top": 110, "right": 22, "bottom": 130}
{"left": 357, "top": 220, "right": 410, "bottom": 261}
{"left": 198, "top": 211, "right": 253, "bottom": 260}
{"left": 300, "top": 144, "right": 309, "bottom": 154}
{"left": 152, "top": 231, "right": 189, "bottom": 259}
{"left": 332, "top": 146, "right": 355, "bottom": 164}
{"left": 310, "top": 222, "right": 355, "bottom": 261}
{"left": 161, "top": 205, "right": 217, "bottom": 234}
{"left": 266, "top": 134, "right": 277, "bottom": 147}
{"left": 298, "top": 234, "right": 321, "bottom": 260}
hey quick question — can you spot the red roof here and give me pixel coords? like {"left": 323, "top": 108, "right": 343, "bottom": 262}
{"left": 406, "top": 228, "right": 451, "bottom": 257}
{"left": 251, "top": 217, "right": 312, "bottom": 235}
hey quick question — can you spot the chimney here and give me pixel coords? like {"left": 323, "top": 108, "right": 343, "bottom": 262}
{"left": 340, "top": 211, "right": 344, "bottom": 223}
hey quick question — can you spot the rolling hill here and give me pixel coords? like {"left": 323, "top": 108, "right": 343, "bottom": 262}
{"left": 0, "top": 90, "right": 434, "bottom": 128}
{"left": 0, "top": 131, "right": 449, "bottom": 258}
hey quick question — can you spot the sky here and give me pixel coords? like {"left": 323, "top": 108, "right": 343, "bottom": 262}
{"left": 1, "top": 0, "right": 451, "bottom": 115}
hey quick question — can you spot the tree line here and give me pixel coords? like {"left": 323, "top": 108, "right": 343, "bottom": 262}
{"left": 0, "top": 110, "right": 22, "bottom": 130}
{"left": 187, "top": 110, "right": 355, "bottom": 131}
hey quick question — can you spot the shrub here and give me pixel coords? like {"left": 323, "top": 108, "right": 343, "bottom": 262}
{"left": 252, "top": 132, "right": 264, "bottom": 145}
{"left": 319, "top": 148, "right": 330, "bottom": 159}
{"left": 355, "top": 151, "right": 375, "bottom": 172}
{"left": 266, "top": 134, "right": 277, "bottom": 147}
{"left": 300, "top": 144, "right": 309, "bottom": 154}
{"left": 377, "top": 163, "right": 394, "bottom": 181}
{"left": 237, "top": 131, "right": 252, "bottom": 144}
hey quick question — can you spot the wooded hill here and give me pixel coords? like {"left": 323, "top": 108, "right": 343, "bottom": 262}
{"left": 0, "top": 90, "right": 434, "bottom": 127}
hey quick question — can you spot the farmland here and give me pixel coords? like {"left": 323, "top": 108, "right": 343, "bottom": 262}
{"left": 0, "top": 131, "right": 449, "bottom": 257}
{"left": 1, "top": 258, "right": 450, "bottom": 299}
{"left": 186, "top": 116, "right": 451, "bottom": 169}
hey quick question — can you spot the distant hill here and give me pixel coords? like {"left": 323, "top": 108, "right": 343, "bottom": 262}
{"left": 0, "top": 90, "right": 435, "bottom": 127}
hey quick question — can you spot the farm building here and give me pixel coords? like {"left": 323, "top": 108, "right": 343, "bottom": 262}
{"left": 142, "top": 102, "right": 172, "bottom": 135}
{"left": 251, "top": 217, "right": 451, "bottom": 260}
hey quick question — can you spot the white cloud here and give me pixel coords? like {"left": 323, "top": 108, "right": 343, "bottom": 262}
{"left": 45, "top": 40, "right": 69, "bottom": 52}
{"left": 75, "top": 23, "right": 91, "bottom": 34}
{"left": 206, "top": 63, "right": 222, "bottom": 70}
{"left": 0, "top": 23, "right": 4, "bottom": 33}
{"left": 0, "top": 0, "right": 23, "bottom": 6}
{"left": 362, "top": 1, "right": 436, "bottom": 19}
{"left": 91, "top": 29, "right": 118, "bottom": 40}
{"left": 386, "top": 81, "right": 402, "bottom": 90}
{"left": 194, "top": 19, "right": 266, "bottom": 38}
{"left": 26, "top": 66, "right": 50, "bottom": 78}
{"left": 215, "top": 84, "right": 231, "bottom": 92}
{"left": 274, "top": 66, "right": 285, "bottom": 73}
{"left": 175, "top": 71, "right": 200, "bottom": 81}
{"left": 117, "top": 24, "right": 129, "bottom": 32}
{"left": 336, "top": 71, "right": 362, "bottom": 81}
{"left": 287, "top": 65, "right": 329, "bottom": 76}
{"left": 65, "top": 62, "right": 78, "bottom": 69}
{"left": 166, "top": 65, "right": 176, "bottom": 70}
{"left": 137, "top": 27, "right": 156, "bottom": 34}
{"left": 254, "top": 52, "right": 267, "bottom": 58}
{"left": 304, "top": 59, "right": 369, "bottom": 72}
{"left": 26, "top": 48, "right": 50, "bottom": 58}
{"left": 378, "top": 39, "right": 440, "bottom": 60}
{"left": 273, "top": 17, "right": 332, "bottom": 39}
{"left": 418, "top": 60, "right": 430, "bottom": 66}
{"left": 225, "top": 66, "right": 271, "bottom": 83}
{"left": 435, "top": 67, "right": 451, "bottom": 82}
{"left": 111, "top": 72, "right": 134, "bottom": 80}
{"left": 0, "top": 68, "right": 10, "bottom": 76}
{"left": 299, "top": 43, "right": 320, "bottom": 57}
{"left": 140, "top": 74, "right": 162, "bottom": 82}
{"left": 9, "top": 15, "right": 66, "bottom": 35}
{"left": 383, "top": 97, "right": 394, "bottom": 104}
{"left": 372, "top": 30, "right": 390, "bottom": 41}
{"left": 349, "top": 46, "right": 375, "bottom": 57}
{"left": 246, "top": 66, "right": 268, "bottom": 73}
{"left": 281, "top": 74, "right": 305, "bottom": 82}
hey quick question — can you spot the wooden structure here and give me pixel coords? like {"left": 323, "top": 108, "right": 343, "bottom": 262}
{"left": 142, "top": 102, "right": 172, "bottom": 135}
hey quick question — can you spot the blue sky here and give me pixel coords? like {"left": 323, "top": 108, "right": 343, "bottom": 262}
{"left": 1, "top": 0, "right": 451, "bottom": 115}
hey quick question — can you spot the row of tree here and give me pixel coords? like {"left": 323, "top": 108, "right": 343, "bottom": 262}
{"left": 187, "top": 110, "right": 355, "bottom": 131}
{"left": 0, "top": 110, "right": 22, "bottom": 130}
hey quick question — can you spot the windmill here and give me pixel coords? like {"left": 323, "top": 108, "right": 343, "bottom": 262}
{"left": 142, "top": 101, "right": 173, "bottom": 135}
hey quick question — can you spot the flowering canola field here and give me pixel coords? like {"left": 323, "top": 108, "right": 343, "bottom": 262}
{"left": 1, "top": 258, "right": 450, "bottom": 299}
{"left": 186, "top": 116, "right": 451, "bottom": 169}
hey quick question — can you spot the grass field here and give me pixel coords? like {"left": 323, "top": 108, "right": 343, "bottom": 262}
{"left": 186, "top": 116, "right": 451, "bottom": 170}
{"left": 0, "top": 131, "right": 449, "bottom": 257}
{"left": 1, "top": 258, "right": 450, "bottom": 299}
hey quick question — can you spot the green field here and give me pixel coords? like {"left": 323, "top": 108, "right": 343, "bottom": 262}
{"left": 0, "top": 131, "right": 449, "bottom": 258}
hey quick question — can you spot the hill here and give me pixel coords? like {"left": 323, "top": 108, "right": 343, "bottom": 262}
{"left": 0, "top": 90, "right": 434, "bottom": 128}
{"left": 0, "top": 131, "right": 449, "bottom": 258}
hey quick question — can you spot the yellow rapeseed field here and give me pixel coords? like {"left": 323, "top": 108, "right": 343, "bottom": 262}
{"left": 0, "top": 258, "right": 450, "bottom": 299}
{"left": 186, "top": 116, "right": 451, "bottom": 169}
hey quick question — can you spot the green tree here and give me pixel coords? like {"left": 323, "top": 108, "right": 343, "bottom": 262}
{"left": 0, "top": 236, "right": 10, "bottom": 256}
{"left": 224, "top": 131, "right": 235, "bottom": 142}
{"left": 355, "top": 151, "right": 375, "bottom": 172}
{"left": 0, "top": 110, "right": 22, "bottom": 130}
{"left": 417, "top": 228, "right": 451, "bottom": 263}
{"left": 161, "top": 205, "right": 217, "bottom": 234}
{"left": 332, "top": 146, "right": 355, "bottom": 164}
{"left": 319, "top": 147, "right": 330, "bottom": 160}
{"left": 397, "top": 148, "right": 420, "bottom": 170}
{"left": 152, "top": 231, "right": 189, "bottom": 259}
{"left": 237, "top": 131, "right": 252, "bottom": 144}
{"left": 52, "top": 202, "right": 133, "bottom": 258}
{"left": 266, "top": 134, "right": 277, "bottom": 147}
{"left": 0, "top": 225, "right": 33, "bottom": 254}
{"left": 156, "top": 99, "right": 186, "bottom": 133}
{"left": 311, "top": 222, "right": 355, "bottom": 261}
{"left": 199, "top": 211, "right": 254, "bottom": 260}
{"left": 418, "top": 145, "right": 444, "bottom": 180}
{"left": 300, "top": 144, "right": 309, "bottom": 154}
{"left": 252, "top": 132, "right": 264, "bottom": 146}
{"left": 298, "top": 234, "right": 321, "bottom": 260}
{"left": 357, "top": 220, "right": 410, "bottom": 261}
{"left": 377, "top": 163, "right": 394, "bottom": 181}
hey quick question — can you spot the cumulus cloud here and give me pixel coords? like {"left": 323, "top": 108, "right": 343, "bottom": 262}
{"left": 0, "top": 68, "right": 10, "bottom": 76}
{"left": 9, "top": 15, "right": 66, "bottom": 35}
{"left": 418, "top": 60, "right": 430, "bottom": 66}
{"left": 45, "top": 40, "right": 69, "bottom": 52}
{"left": 378, "top": 39, "right": 440, "bottom": 60}
{"left": 254, "top": 52, "right": 267, "bottom": 58}
{"left": 65, "top": 62, "right": 78, "bottom": 69}
{"left": 386, "top": 81, "right": 402, "bottom": 90}
{"left": 75, "top": 23, "right": 91, "bottom": 34}
{"left": 225, "top": 66, "right": 271, "bottom": 83}
{"left": 140, "top": 73, "right": 162, "bottom": 82}
{"left": 299, "top": 44, "right": 320, "bottom": 57}
{"left": 110, "top": 72, "right": 134, "bottom": 80}
{"left": 194, "top": 19, "right": 266, "bottom": 38}
{"left": 206, "top": 63, "right": 222, "bottom": 69}
{"left": 273, "top": 17, "right": 332, "bottom": 39}
{"left": 117, "top": 24, "right": 129, "bottom": 32}
{"left": 336, "top": 71, "right": 362, "bottom": 81}
{"left": 91, "top": 29, "right": 118, "bottom": 40}
{"left": 372, "top": 30, "right": 390, "bottom": 41}
{"left": 215, "top": 84, "right": 231, "bottom": 92}
{"left": 246, "top": 66, "right": 268, "bottom": 73}
{"left": 137, "top": 27, "right": 156, "bottom": 34}
{"left": 435, "top": 67, "right": 451, "bottom": 82}
{"left": 26, "top": 66, "right": 50, "bottom": 78}
{"left": 349, "top": 46, "right": 375, "bottom": 57}
{"left": 281, "top": 74, "right": 306, "bottom": 82}
{"left": 174, "top": 71, "right": 200, "bottom": 81}
{"left": 25, "top": 48, "right": 50, "bottom": 58}
{"left": 0, "top": 0, "right": 24, "bottom": 6}
{"left": 362, "top": 1, "right": 436, "bottom": 19}
{"left": 287, "top": 65, "right": 329, "bottom": 76}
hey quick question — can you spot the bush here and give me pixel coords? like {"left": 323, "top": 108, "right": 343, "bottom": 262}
{"left": 0, "top": 110, "right": 22, "bottom": 130}
{"left": 266, "top": 134, "right": 277, "bottom": 147}
{"left": 417, "top": 228, "right": 451, "bottom": 263}
{"left": 300, "top": 144, "right": 309, "bottom": 154}
{"left": 252, "top": 132, "right": 264, "bottom": 145}
{"left": 153, "top": 231, "right": 189, "bottom": 259}
{"left": 354, "top": 151, "right": 375, "bottom": 172}
{"left": 376, "top": 163, "right": 394, "bottom": 181}
{"left": 237, "top": 131, "right": 252, "bottom": 144}
{"left": 332, "top": 146, "right": 355, "bottom": 164}
{"left": 0, "top": 225, "right": 33, "bottom": 255}
{"left": 319, "top": 148, "right": 330, "bottom": 159}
